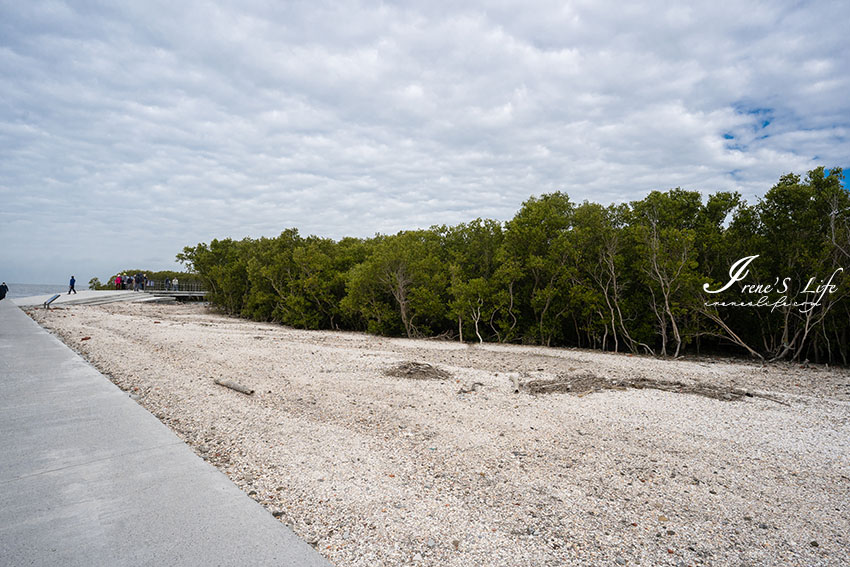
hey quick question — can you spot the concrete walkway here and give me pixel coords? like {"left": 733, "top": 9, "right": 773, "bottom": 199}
{"left": 0, "top": 299, "right": 332, "bottom": 566}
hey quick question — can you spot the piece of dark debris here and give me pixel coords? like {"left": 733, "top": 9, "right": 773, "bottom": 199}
{"left": 521, "top": 371, "right": 789, "bottom": 405}
{"left": 384, "top": 361, "right": 452, "bottom": 381}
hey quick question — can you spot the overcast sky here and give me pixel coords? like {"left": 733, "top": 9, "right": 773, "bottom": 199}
{"left": 1, "top": 0, "right": 848, "bottom": 284}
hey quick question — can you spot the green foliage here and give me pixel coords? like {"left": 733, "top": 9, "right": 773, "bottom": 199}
{"left": 177, "top": 238, "right": 250, "bottom": 314}
{"left": 179, "top": 167, "right": 850, "bottom": 363}
{"left": 442, "top": 219, "right": 503, "bottom": 342}
{"left": 342, "top": 231, "right": 448, "bottom": 338}
{"left": 497, "top": 192, "right": 576, "bottom": 345}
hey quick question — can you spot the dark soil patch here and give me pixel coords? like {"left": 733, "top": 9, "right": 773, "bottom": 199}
{"left": 523, "top": 371, "right": 787, "bottom": 404}
{"left": 385, "top": 361, "right": 452, "bottom": 381}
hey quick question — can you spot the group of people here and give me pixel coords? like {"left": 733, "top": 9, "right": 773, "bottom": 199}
{"left": 114, "top": 273, "right": 148, "bottom": 291}
{"left": 113, "top": 274, "right": 179, "bottom": 291}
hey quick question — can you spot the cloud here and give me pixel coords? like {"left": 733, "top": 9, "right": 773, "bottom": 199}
{"left": 1, "top": 0, "right": 848, "bottom": 282}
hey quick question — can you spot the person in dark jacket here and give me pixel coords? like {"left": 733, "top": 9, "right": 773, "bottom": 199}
{"left": 0, "top": 282, "right": 8, "bottom": 301}
{"left": 68, "top": 276, "right": 77, "bottom": 294}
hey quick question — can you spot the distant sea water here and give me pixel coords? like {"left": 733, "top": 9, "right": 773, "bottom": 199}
{"left": 3, "top": 283, "right": 88, "bottom": 300}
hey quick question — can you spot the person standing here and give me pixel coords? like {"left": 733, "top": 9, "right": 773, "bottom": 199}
{"left": 68, "top": 276, "right": 77, "bottom": 294}
{"left": 115, "top": 274, "right": 122, "bottom": 289}
{"left": 172, "top": 277, "right": 178, "bottom": 291}
{"left": 0, "top": 282, "right": 8, "bottom": 301}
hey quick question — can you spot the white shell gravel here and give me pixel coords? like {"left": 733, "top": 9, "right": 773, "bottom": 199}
{"left": 30, "top": 303, "right": 850, "bottom": 567}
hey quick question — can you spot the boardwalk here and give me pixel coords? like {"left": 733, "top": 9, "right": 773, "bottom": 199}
{"left": 12, "top": 289, "right": 207, "bottom": 308}
{"left": 145, "top": 289, "right": 208, "bottom": 300}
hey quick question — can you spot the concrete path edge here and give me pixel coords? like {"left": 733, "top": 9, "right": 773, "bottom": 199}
{"left": 0, "top": 299, "right": 332, "bottom": 566}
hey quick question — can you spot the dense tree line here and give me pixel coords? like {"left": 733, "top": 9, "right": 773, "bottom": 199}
{"left": 178, "top": 167, "right": 850, "bottom": 363}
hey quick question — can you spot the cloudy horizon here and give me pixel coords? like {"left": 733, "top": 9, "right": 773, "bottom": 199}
{"left": 2, "top": 0, "right": 848, "bottom": 284}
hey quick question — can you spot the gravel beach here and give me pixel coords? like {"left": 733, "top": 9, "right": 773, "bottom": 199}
{"left": 28, "top": 302, "right": 850, "bottom": 567}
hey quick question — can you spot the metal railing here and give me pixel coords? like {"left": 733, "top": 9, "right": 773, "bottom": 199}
{"left": 143, "top": 280, "right": 206, "bottom": 292}
{"left": 111, "top": 280, "right": 206, "bottom": 292}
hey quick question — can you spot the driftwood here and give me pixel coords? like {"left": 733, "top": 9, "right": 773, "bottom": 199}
{"left": 214, "top": 378, "right": 254, "bottom": 395}
{"left": 458, "top": 382, "right": 485, "bottom": 394}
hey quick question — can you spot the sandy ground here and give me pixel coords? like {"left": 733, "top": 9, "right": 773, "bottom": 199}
{"left": 28, "top": 302, "right": 850, "bottom": 567}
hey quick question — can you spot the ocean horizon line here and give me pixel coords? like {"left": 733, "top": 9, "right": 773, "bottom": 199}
{"left": 3, "top": 282, "right": 89, "bottom": 300}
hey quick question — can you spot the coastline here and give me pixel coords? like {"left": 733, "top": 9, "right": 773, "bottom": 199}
{"left": 3, "top": 283, "right": 80, "bottom": 300}
{"left": 26, "top": 302, "right": 850, "bottom": 567}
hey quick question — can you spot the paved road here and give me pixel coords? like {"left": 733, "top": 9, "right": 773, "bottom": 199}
{"left": 0, "top": 299, "right": 332, "bottom": 566}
